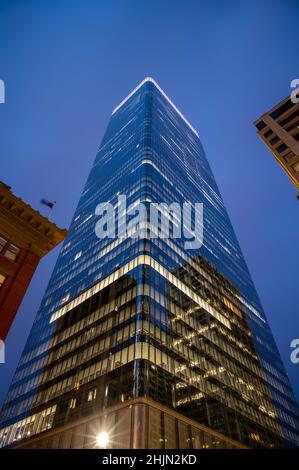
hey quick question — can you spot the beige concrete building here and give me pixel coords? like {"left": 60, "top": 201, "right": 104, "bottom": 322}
{"left": 255, "top": 96, "right": 299, "bottom": 196}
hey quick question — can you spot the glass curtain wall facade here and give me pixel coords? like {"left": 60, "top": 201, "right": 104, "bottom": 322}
{"left": 0, "top": 78, "right": 298, "bottom": 449}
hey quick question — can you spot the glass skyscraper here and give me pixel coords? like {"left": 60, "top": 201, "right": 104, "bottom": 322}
{"left": 1, "top": 78, "right": 298, "bottom": 449}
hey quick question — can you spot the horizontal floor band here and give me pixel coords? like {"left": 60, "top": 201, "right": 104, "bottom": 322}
{"left": 49, "top": 255, "right": 231, "bottom": 330}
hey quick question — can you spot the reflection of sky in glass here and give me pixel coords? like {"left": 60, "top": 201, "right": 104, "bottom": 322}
{"left": 0, "top": 0, "right": 298, "bottom": 425}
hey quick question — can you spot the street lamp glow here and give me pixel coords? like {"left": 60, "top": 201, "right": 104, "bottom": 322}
{"left": 96, "top": 431, "right": 109, "bottom": 448}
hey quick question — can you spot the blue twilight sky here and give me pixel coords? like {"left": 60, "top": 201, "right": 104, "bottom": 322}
{"left": 0, "top": 0, "right": 298, "bottom": 408}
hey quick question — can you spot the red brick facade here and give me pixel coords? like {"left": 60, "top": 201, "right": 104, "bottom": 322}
{"left": 0, "top": 248, "right": 40, "bottom": 340}
{"left": 0, "top": 181, "right": 67, "bottom": 341}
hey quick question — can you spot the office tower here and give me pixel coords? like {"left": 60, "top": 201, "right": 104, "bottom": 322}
{"left": 0, "top": 181, "right": 67, "bottom": 341}
{"left": 255, "top": 96, "right": 299, "bottom": 196}
{"left": 0, "top": 78, "right": 298, "bottom": 449}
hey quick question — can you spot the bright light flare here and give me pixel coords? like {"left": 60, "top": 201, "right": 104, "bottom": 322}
{"left": 96, "top": 431, "right": 109, "bottom": 448}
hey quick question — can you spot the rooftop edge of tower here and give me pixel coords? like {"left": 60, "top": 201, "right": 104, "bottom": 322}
{"left": 111, "top": 77, "right": 199, "bottom": 138}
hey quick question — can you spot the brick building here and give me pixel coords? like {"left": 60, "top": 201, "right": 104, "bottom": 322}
{"left": 0, "top": 182, "right": 67, "bottom": 340}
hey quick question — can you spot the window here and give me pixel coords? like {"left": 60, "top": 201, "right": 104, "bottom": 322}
{"left": 256, "top": 120, "right": 266, "bottom": 131}
{"left": 270, "top": 99, "right": 294, "bottom": 120}
{"left": 0, "top": 273, "right": 7, "bottom": 288}
{"left": 281, "top": 109, "right": 299, "bottom": 127}
{"left": 60, "top": 293, "right": 70, "bottom": 305}
{"left": 264, "top": 129, "right": 273, "bottom": 138}
{"left": 4, "top": 243, "right": 21, "bottom": 261}
{"left": 0, "top": 236, "right": 8, "bottom": 252}
{"left": 87, "top": 388, "right": 97, "bottom": 402}
{"left": 284, "top": 153, "right": 296, "bottom": 164}
{"left": 276, "top": 143, "right": 287, "bottom": 154}
{"left": 270, "top": 135, "right": 279, "bottom": 145}
{"left": 292, "top": 162, "right": 299, "bottom": 174}
{"left": 0, "top": 236, "right": 20, "bottom": 261}
{"left": 69, "top": 398, "right": 77, "bottom": 409}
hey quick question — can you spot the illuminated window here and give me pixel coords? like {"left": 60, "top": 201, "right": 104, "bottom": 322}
{"left": 74, "top": 251, "right": 82, "bottom": 261}
{"left": 87, "top": 388, "right": 97, "bottom": 402}
{"left": 60, "top": 293, "right": 70, "bottom": 305}
{"left": 0, "top": 273, "right": 6, "bottom": 288}
{"left": 69, "top": 398, "right": 77, "bottom": 409}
